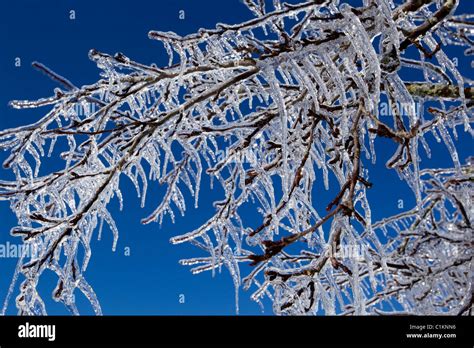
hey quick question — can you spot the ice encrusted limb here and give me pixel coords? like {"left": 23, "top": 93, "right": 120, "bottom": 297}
{"left": 0, "top": 0, "right": 472, "bottom": 316}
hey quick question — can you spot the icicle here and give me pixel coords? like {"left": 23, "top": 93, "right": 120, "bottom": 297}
{"left": 1, "top": 257, "right": 23, "bottom": 315}
{"left": 264, "top": 67, "right": 289, "bottom": 200}
{"left": 77, "top": 277, "right": 103, "bottom": 315}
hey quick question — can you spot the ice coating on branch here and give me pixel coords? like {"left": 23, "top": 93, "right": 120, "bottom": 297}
{"left": 0, "top": 0, "right": 472, "bottom": 315}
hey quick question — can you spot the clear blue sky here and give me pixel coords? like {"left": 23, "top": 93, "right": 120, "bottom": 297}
{"left": 0, "top": 0, "right": 472, "bottom": 315}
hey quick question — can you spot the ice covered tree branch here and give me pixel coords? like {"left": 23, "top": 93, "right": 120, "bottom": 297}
{"left": 0, "top": 0, "right": 472, "bottom": 315}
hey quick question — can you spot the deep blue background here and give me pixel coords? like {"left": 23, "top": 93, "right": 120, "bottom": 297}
{"left": 0, "top": 0, "right": 472, "bottom": 315}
